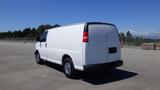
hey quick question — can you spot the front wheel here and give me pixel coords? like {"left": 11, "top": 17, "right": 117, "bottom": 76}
{"left": 35, "top": 53, "right": 44, "bottom": 64}
{"left": 63, "top": 58, "right": 76, "bottom": 78}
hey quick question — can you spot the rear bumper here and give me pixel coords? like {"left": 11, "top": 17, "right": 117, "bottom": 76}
{"left": 83, "top": 60, "right": 123, "bottom": 72}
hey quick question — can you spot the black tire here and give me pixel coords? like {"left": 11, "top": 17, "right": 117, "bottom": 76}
{"left": 63, "top": 57, "right": 76, "bottom": 78}
{"left": 35, "top": 52, "right": 44, "bottom": 64}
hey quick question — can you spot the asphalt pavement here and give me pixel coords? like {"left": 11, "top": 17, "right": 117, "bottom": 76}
{"left": 0, "top": 41, "right": 160, "bottom": 90}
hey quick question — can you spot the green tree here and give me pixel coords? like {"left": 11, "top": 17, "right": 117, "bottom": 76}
{"left": 126, "top": 31, "right": 133, "bottom": 42}
{"left": 7, "top": 30, "right": 13, "bottom": 38}
{"left": 36, "top": 24, "right": 60, "bottom": 37}
{"left": 119, "top": 32, "right": 125, "bottom": 42}
{"left": 13, "top": 30, "right": 23, "bottom": 38}
{"left": 23, "top": 28, "right": 31, "bottom": 37}
{"left": 30, "top": 28, "right": 36, "bottom": 37}
{"left": 0, "top": 24, "right": 61, "bottom": 39}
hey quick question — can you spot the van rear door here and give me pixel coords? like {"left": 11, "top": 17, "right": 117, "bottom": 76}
{"left": 85, "top": 23, "right": 120, "bottom": 65}
{"left": 106, "top": 25, "right": 121, "bottom": 63}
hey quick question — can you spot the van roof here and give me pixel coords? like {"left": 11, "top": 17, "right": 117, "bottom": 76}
{"left": 46, "top": 22, "right": 115, "bottom": 31}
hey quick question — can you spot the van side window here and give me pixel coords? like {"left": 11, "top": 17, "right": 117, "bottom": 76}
{"left": 40, "top": 31, "right": 48, "bottom": 42}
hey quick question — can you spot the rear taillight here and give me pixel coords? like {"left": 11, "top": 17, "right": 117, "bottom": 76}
{"left": 83, "top": 32, "right": 88, "bottom": 42}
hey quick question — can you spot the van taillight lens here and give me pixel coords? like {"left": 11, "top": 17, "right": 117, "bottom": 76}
{"left": 83, "top": 32, "right": 88, "bottom": 42}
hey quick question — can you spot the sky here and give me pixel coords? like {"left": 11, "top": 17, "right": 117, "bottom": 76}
{"left": 0, "top": 0, "right": 160, "bottom": 33}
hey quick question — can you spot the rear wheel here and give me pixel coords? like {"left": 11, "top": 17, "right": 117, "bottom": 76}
{"left": 35, "top": 52, "right": 44, "bottom": 64}
{"left": 63, "top": 57, "right": 76, "bottom": 78}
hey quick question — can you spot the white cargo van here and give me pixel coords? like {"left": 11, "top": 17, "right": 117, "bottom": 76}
{"left": 35, "top": 22, "right": 123, "bottom": 78}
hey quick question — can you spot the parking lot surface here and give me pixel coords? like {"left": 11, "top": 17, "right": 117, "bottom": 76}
{"left": 0, "top": 42, "right": 160, "bottom": 90}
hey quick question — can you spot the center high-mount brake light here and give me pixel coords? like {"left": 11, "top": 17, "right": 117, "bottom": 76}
{"left": 83, "top": 32, "right": 88, "bottom": 42}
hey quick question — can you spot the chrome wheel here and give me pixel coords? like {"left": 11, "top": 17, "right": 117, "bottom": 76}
{"left": 36, "top": 54, "right": 40, "bottom": 63}
{"left": 64, "top": 62, "right": 71, "bottom": 75}
{"left": 63, "top": 57, "right": 76, "bottom": 78}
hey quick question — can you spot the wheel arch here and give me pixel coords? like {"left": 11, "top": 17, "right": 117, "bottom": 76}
{"left": 62, "top": 54, "right": 77, "bottom": 78}
{"left": 62, "top": 54, "right": 73, "bottom": 64}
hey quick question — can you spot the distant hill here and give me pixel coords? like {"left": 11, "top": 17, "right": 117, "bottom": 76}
{"left": 123, "top": 30, "right": 160, "bottom": 39}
